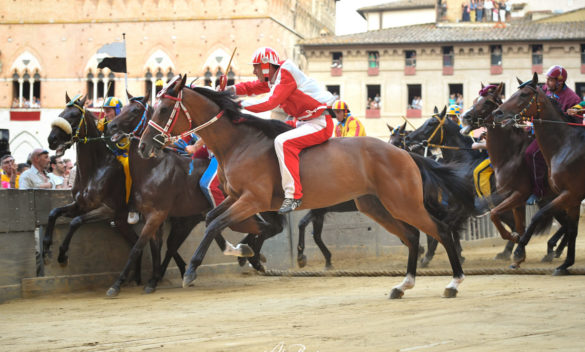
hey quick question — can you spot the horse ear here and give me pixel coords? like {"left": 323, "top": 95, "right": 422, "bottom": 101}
{"left": 178, "top": 74, "right": 187, "bottom": 91}
{"left": 496, "top": 83, "right": 504, "bottom": 95}
{"left": 440, "top": 106, "right": 447, "bottom": 117}
{"left": 532, "top": 72, "right": 538, "bottom": 86}
{"left": 66, "top": 92, "right": 71, "bottom": 104}
{"left": 516, "top": 77, "right": 523, "bottom": 85}
{"left": 400, "top": 122, "right": 407, "bottom": 131}
{"left": 433, "top": 106, "right": 438, "bottom": 114}
{"left": 386, "top": 123, "right": 394, "bottom": 133}
{"left": 127, "top": 90, "right": 134, "bottom": 100}
{"left": 481, "top": 82, "right": 485, "bottom": 89}
{"left": 79, "top": 95, "right": 87, "bottom": 107}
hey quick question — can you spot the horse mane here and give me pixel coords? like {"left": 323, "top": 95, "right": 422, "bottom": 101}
{"left": 189, "top": 87, "right": 293, "bottom": 139}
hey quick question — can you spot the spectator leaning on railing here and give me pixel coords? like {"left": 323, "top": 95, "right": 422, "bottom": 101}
{"left": 18, "top": 148, "right": 55, "bottom": 190}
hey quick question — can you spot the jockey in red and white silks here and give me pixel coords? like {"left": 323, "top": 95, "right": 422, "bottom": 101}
{"left": 229, "top": 47, "right": 335, "bottom": 214}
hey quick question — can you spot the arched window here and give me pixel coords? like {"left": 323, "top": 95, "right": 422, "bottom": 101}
{"left": 166, "top": 68, "right": 174, "bottom": 81}
{"left": 12, "top": 71, "right": 20, "bottom": 108}
{"left": 145, "top": 68, "right": 153, "bottom": 103}
{"left": 227, "top": 68, "right": 236, "bottom": 86}
{"left": 215, "top": 68, "right": 223, "bottom": 88}
{"left": 33, "top": 71, "right": 41, "bottom": 108}
{"left": 96, "top": 70, "right": 105, "bottom": 106}
{"left": 87, "top": 70, "right": 95, "bottom": 102}
{"left": 155, "top": 68, "right": 164, "bottom": 95}
{"left": 204, "top": 67, "right": 212, "bottom": 87}
{"left": 22, "top": 70, "right": 31, "bottom": 108}
{"left": 107, "top": 71, "right": 116, "bottom": 97}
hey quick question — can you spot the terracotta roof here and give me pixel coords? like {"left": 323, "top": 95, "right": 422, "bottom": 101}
{"left": 535, "top": 7, "right": 585, "bottom": 23}
{"left": 299, "top": 22, "right": 585, "bottom": 47}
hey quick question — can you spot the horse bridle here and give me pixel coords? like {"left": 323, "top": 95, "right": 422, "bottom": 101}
{"left": 147, "top": 88, "right": 224, "bottom": 146}
{"left": 507, "top": 85, "right": 541, "bottom": 126}
{"left": 470, "top": 93, "right": 502, "bottom": 128}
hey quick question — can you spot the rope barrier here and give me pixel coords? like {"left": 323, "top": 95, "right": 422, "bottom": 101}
{"left": 263, "top": 267, "right": 585, "bottom": 277}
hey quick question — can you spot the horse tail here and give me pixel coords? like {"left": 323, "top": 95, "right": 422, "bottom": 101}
{"left": 410, "top": 153, "right": 476, "bottom": 232}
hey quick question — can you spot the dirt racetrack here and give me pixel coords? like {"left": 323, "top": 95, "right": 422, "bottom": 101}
{"left": 2, "top": 229, "right": 585, "bottom": 352}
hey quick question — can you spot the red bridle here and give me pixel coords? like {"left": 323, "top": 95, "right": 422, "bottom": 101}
{"left": 147, "top": 89, "right": 223, "bottom": 146}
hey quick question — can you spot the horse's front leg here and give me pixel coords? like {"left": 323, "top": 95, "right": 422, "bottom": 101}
{"left": 183, "top": 196, "right": 260, "bottom": 288}
{"left": 57, "top": 205, "right": 113, "bottom": 266}
{"left": 43, "top": 202, "right": 79, "bottom": 262}
{"left": 490, "top": 191, "right": 526, "bottom": 242}
{"left": 205, "top": 196, "right": 235, "bottom": 226}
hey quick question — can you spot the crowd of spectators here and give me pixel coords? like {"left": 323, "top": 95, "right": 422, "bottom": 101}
{"left": 1, "top": 150, "right": 73, "bottom": 190}
{"left": 410, "top": 96, "right": 423, "bottom": 110}
{"left": 11, "top": 97, "right": 41, "bottom": 109}
{"left": 461, "top": 0, "right": 511, "bottom": 23}
{"left": 366, "top": 93, "right": 381, "bottom": 110}
{"left": 449, "top": 93, "right": 464, "bottom": 109}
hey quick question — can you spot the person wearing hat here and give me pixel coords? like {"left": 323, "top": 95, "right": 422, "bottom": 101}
{"left": 333, "top": 100, "right": 366, "bottom": 137}
{"left": 446, "top": 104, "right": 462, "bottom": 126}
{"left": 97, "top": 96, "right": 124, "bottom": 132}
{"left": 18, "top": 148, "right": 55, "bottom": 189}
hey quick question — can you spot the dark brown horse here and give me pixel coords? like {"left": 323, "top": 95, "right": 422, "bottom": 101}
{"left": 139, "top": 75, "right": 477, "bottom": 299}
{"left": 493, "top": 72, "right": 582, "bottom": 275}
{"left": 105, "top": 92, "right": 285, "bottom": 296}
{"left": 461, "top": 82, "right": 568, "bottom": 266}
{"left": 46, "top": 94, "right": 144, "bottom": 284}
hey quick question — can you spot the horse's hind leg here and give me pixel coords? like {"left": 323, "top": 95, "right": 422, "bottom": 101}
{"left": 311, "top": 212, "right": 333, "bottom": 269}
{"left": 162, "top": 215, "right": 204, "bottom": 279}
{"left": 420, "top": 235, "right": 438, "bottom": 268}
{"left": 43, "top": 202, "right": 79, "bottom": 262}
{"left": 57, "top": 205, "right": 114, "bottom": 267}
{"left": 355, "top": 195, "right": 419, "bottom": 299}
{"left": 297, "top": 210, "right": 316, "bottom": 268}
{"left": 554, "top": 206, "right": 579, "bottom": 275}
{"left": 144, "top": 227, "right": 163, "bottom": 294}
{"left": 241, "top": 212, "right": 285, "bottom": 272}
{"left": 542, "top": 225, "right": 566, "bottom": 262}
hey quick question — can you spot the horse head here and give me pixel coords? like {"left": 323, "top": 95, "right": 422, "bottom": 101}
{"left": 404, "top": 106, "right": 449, "bottom": 153}
{"left": 493, "top": 72, "right": 540, "bottom": 127}
{"left": 48, "top": 92, "right": 88, "bottom": 156}
{"left": 108, "top": 90, "right": 151, "bottom": 142}
{"left": 388, "top": 122, "right": 409, "bottom": 149}
{"left": 460, "top": 82, "right": 504, "bottom": 134}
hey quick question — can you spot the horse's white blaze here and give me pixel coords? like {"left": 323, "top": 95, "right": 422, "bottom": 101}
{"left": 393, "top": 274, "right": 415, "bottom": 292}
{"left": 446, "top": 275, "right": 465, "bottom": 290}
{"left": 51, "top": 117, "right": 73, "bottom": 135}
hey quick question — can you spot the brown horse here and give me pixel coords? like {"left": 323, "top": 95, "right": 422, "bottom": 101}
{"left": 461, "top": 83, "right": 568, "bottom": 266}
{"left": 139, "top": 75, "right": 477, "bottom": 298}
{"left": 493, "top": 72, "right": 582, "bottom": 275}
{"left": 105, "top": 91, "right": 285, "bottom": 296}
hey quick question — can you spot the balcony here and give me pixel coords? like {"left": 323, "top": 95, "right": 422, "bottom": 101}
{"left": 406, "top": 109, "right": 422, "bottom": 118}
{"left": 10, "top": 110, "right": 41, "bottom": 121}
{"left": 532, "top": 64, "right": 543, "bottom": 74}
{"left": 367, "top": 67, "right": 379, "bottom": 76}
{"left": 442, "top": 66, "right": 454, "bottom": 75}
{"left": 490, "top": 65, "right": 503, "bottom": 75}
{"left": 365, "top": 109, "right": 380, "bottom": 118}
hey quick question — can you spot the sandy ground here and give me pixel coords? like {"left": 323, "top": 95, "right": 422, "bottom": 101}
{"left": 2, "top": 230, "right": 585, "bottom": 352}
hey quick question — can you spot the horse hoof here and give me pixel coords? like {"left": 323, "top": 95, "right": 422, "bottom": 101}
{"left": 443, "top": 287, "right": 458, "bottom": 298}
{"left": 494, "top": 251, "right": 511, "bottom": 260}
{"left": 541, "top": 253, "right": 554, "bottom": 263}
{"left": 324, "top": 263, "right": 334, "bottom": 271}
{"left": 238, "top": 244, "right": 255, "bottom": 258}
{"left": 144, "top": 285, "right": 156, "bottom": 294}
{"left": 182, "top": 270, "right": 197, "bottom": 288}
{"left": 509, "top": 263, "right": 521, "bottom": 269}
{"left": 106, "top": 287, "right": 120, "bottom": 297}
{"left": 237, "top": 257, "right": 246, "bottom": 267}
{"left": 253, "top": 263, "right": 266, "bottom": 273}
{"left": 389, "top": 288, "right": 404, "bottom": 299}
{"left": 297, "top": 255, "right": 307, "bottom": 268}
{"left": 58, "top": 256, "right": 69, "bottom": 267}
{"left": 420, "top": 257, "right": 431, "bottom": 268}
{"left": 259, "top": 253, "right": 267, "bottom": 263}
{"left": 553, "top": 268, "right": 570, "bottom": 276}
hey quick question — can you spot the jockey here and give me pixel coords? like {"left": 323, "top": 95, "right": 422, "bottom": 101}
{"left": 446, "top": 104, "right": 462, "bottom": 126}
{"left": 226, "top": 46, "right": 336, "bottom": 214}
{"left": 179, "top": 134, "right": 225, "bottom": 208}
{"left": 525, "top": 65, "right": 581, "bottom": 201}
{"left": 333, "top": 100, "right": 366, "bottom": 137}
{"left": 97, "top": 96, "right": 139, "bottom": 224}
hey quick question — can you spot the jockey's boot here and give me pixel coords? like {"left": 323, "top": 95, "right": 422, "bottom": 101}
{"left": 278, "top": 198, "right": 302, "bottom": 214}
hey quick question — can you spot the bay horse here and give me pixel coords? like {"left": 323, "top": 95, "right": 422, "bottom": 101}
{"left": 46, "top": 93, "right": 144, "bottom": 284}
{"left": 139, "top": 75, "right": 477, "bottom": 298}
{"left": 105, "top": 91, "right": 285, "bottom": 296}
{"left": 461, "top": 82, "right": 568, "bottom": 266}
{"left": 493, "top": 72, "right": 581, "bottom": 275}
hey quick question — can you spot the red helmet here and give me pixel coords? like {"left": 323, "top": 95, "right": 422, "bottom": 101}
{"left": 251, "top": 47, "right": 280, "bottom": 79}
{"left": 546, "top": 65, "right": 567, "bottom": 83}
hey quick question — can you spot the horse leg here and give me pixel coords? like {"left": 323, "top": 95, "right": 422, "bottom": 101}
{"left": 107, "top": 210, "right": 167, "bottom": 297}
{"left": 554, "top": 227, "right": 568, "bottom": 258}
{"left": 243, "top": 212, "right": 285, "bottom": 272}
{"left": 553, "top": 206, "right": 579, "bottom": 276}
{"left": 297, "top": 210, "right": 315, "bottom": 268}
{"left": 311, "top": 212, "right": 333, "bottom": 269}
{"left": 453, "top": 230, "right": 465, "bottom": 264}
{"left": 542, "top": 225, "right": 566, "bottom": 262}
{"left": 57, "top": 205, "right": 114, "bottom": 267}
{"left": 355, "top": 195, "right": 420, "bottom": 299}
{"left": 204, "top": 196, "right": 235, "bottom": 226}
{"left": 144, "top": 226, "right": 163, "bottom": 294}
{"left": 183, "top": 197, "right": 260, "bottom": 288}
{"left": 420, "top": 235, "right": 438, "bottom": 268}
{"left": 43, "top": 202, "right": 79, "bottom": 262}
{"left": 490, "top": 191, "right": 526, "bottom": 242}
{"left": 495, "top": 240, "right": 515, "bottom": 260}
{"left": 512, "top": 192, "right": 571, "bottom": 269}
{"left": 494, "top": 211, "right": 518, "bottom": 260}
{"left": 112, "top": 216, "right": 142, "bottom": 285}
